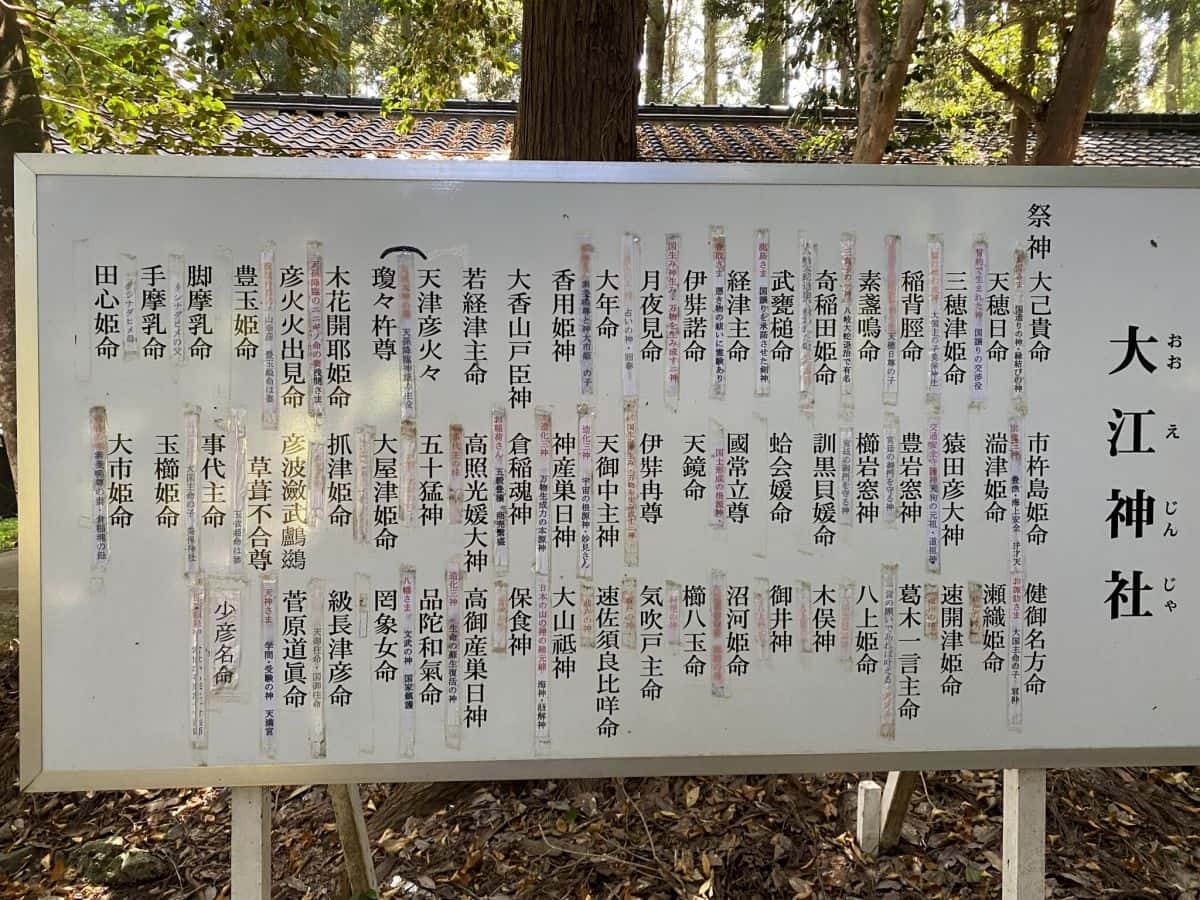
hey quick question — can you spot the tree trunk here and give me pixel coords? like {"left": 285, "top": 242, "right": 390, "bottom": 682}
{"left": 703, "top": 3, "right": 719, "bottom": 104}
{"left": 1009, "top": 15, "right": 1039, "bottom": 164}
{"left": 0, "top": 3, "right": 49, "bottom": 494}
{"left": 645, "top": 0, "right": 667, "bottom": 103}
{"left": 758, "top": 0, "right": 786, "bottom": 104}
{"left": 666, "top": 0, "right": 680, "bottom": 98}
{"left": 853, "top": 0, "right": 927, "bottom": 163}
{"left": 513, "top": 0, "right": 647, "bottom": 160}
{"left": 1165, "top": 3, "right": 1183, "bottom": 113}
{"left": 1032, "top": 0, "right": 1116, "bottom": 164}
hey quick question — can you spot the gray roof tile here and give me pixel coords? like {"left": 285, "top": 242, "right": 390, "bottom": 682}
{"left": 88, "top": 93, "right": 1200, "bottom": 166}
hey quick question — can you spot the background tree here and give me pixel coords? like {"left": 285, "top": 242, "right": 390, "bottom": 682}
{"left": 1149, "top": 0, "right": 1197, "bottom": 110}
{"left": 710, "top": 0, "right": 792, "bottom": 104}
{"left": 0, "top": 4, "right": 47, "bottom": 491}
{"left": 378, "top": 0, "right": 518, "bottom": 122}
{"left": 853, "top": 0, "right": 929, "bottom": 161}
{"left": 1009, "top": 9, "right": 1040, "bottom": 163}
{"left": 963, "top": 0, "right": 1117, "bottom": 163}
{"left": 791, "top": 0, "right": 857, "bottom": 105}
{"left": 758, "top": 0, "right": 787, "bottom": 102}
{"left": 704, "top": 0, "right": 721, "bottom": 101}
{"left": 645, "top": 0, "right": 673, "bottom": 102}
{"left": 1094, "top": 0, "right": 1143, "bottom": 111}
{"left": 514, "top": 0, "right": 647, "bottom": 160}
{"left": 667, "top": 0, "right": 682, "bottom": 94}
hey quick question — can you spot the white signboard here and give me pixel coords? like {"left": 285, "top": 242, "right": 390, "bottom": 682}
{"left": 17, "top": 156, "right": 1200, "bottom": 791}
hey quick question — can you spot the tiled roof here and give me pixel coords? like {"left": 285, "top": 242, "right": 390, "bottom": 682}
{"left": 222, "top": 93, "right": 1200, "bottom": 166}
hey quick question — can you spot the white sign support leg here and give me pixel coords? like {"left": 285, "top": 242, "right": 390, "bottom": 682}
{"left": 231, "top": 786, "right": 271, "bottom": 899}
{"left": 1003, "top": 768, "right": 1046, "bottom": 900}
{"left": 856, "top": 779, "right": 882, "bottom": 855}
{"left": 329, "top": 783, "right": 378, "bottom": 895}
{"left": 879, "top": 770, "right": 919, "bottom": 852}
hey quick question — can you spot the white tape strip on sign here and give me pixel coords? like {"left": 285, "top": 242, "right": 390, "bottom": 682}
{"left": 535, "top": 409, "right": 552, "bottom": 576}
{"left": 534, "top": 572, "right": 551, "bottom": 754}
{"left": 971, "top": 238, "right": 988, "bottom": 405}
{"left": 445, "top": 558, "right": 463, "bottom": 750}
{"left": 577, "top": 236, "right": 595, "bottom": 397}
{"left": 927, "top": 236, "right": 943, "bottom": 409}
{"left": 884, "top": 235, "right": 900, "bottom": 405}
{"left": 665, "top": 234, "right": 682, "bottom": 411}
{"left": 709, "top": 227, "right": 727, "bottom": 399}
{"left": 260, "top": 575, "right": 277, "bottom": 757}
{"left": 1008, "top": 416, "right": 1025, "bottom": 731}
{"left": 754, "top": 229, "right": 771, "bottom": 396}
{"left": 621, "top": 233, "right": 640, "bottom": 398}
{"left": 259, "top": 244, "right": 278, "bottom": 429}
{"left": 307, "top": 241, "right": 325, "bottom": 420}
{"left": 400, "top": 566, "right": 417, "bottom": 757}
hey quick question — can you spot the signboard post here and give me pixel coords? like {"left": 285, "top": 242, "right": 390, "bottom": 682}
{"left": 17, "top": 156, "right": 1200, "bottom": 893}
{"left": 230, "top": 786, "right": 270, "bottom": 898}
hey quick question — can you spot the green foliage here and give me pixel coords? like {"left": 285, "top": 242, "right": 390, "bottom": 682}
{"left": 791, "top": 121, "right": 853, "bottom": 159}
{"left": 902, "top": 3, "right": 1066, "bottom": 144}
{"left": 22, "top": 0, "right": 342, "bottom": 152}
{"left": 188, "top": 0, "right": 342, "bottom": 90}
{"left": 1169, "top": 34, "right": 1200, "bottom": 107}
{"left": 378, "top": 0, "right": 519, "bottom": 124}
{"left": 1095, "top": 0, "right": 1144, "bottom": 110}
{"left": 17, "top": 0, "right": 520, "bottom": 153}
{"left": 0, "top": 518, "right": 16, "bottom": 553}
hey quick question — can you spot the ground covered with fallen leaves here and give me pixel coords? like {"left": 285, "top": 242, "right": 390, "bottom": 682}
{"left": 3, "top": 640, "right": 1200, "bottom": 898}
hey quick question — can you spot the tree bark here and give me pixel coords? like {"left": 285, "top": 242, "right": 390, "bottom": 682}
{"left": 666, "top": 0, "right": 680, "bottom": 97}
{"left": 704, "top": 2, "right": 719, "bottom": 104}
{"left": 1166, "top": 2, "right": 1183, "bottom": 113}
{"left": 1032, "top": 0, "right": 1116, "bottom": 164}
{"left": 645, "top": 0, "right": 667, "bottom": 103}
{"left": 1009, "top": 14, "right": 1039, "bottom": 164}
{"left": 513, "top": 0, "right": 647, "bottom": 161}
{"left": 853, "top": 0, "right": 927, "bottom": 163}
{"left": 0, "top": 2, "right": 49, "bottom": 493}
{"left": 758, "top": 0, "right": 786, "bottom": 104}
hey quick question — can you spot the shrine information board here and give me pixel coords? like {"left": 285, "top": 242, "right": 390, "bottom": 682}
{"left": 17, "top": 156, "right": 1200, "bottom": 791}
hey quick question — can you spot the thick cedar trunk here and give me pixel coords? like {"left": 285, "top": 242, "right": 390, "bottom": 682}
{"left": 1032, "top": 0, "right": 1116, "bottom": 164}
{"left": 0, "top": 3, "right": 48, "bottom": 493}
{"left": 1009, "top": 15, "right": 1039, "bottom": 164}
{"left": 853, "top": 0, "right": 927, "bottom": 163}
{"left": 703, "top": 4, "right": 719, "bottom": 104}
{"left": 1166, "top": 4, "right": 1183, "bottom": 113}
{"left": 513, "top": 0, "right": 647, "bottom": 161}
{"left": 758, "top": 0, "right": 786, "bottom": 104}
{"left": 645, "top": 0, "right": 667, "bottom": 103}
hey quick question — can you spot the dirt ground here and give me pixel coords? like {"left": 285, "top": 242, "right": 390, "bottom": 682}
{"left": 2, "top": 637, "right": 1200, "bottom": 898}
